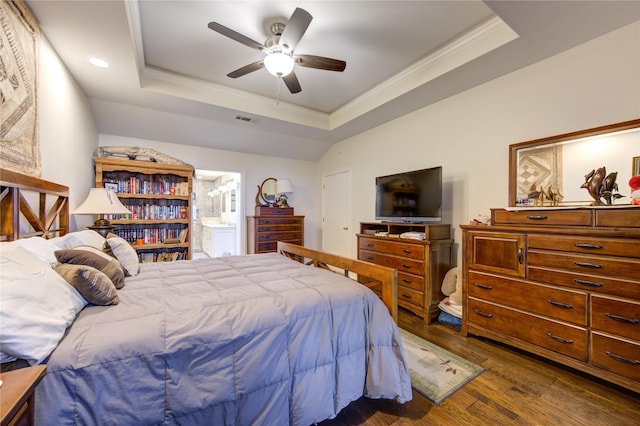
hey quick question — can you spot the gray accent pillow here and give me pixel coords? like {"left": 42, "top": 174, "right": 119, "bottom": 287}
{"left": 55, "top": 247, "right": 125, "bottom": 289}
{"left": 55, "top": 263, "right": 119, "bottom": 306}
{"left": 104, "top": 234, "right": 139, "bottom": 276}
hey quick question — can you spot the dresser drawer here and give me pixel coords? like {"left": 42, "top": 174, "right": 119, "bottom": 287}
{"left": 358, "top": 250, "right": 424, "bottom": 276}
{"left": 398, "top": 272, "right": 424, "bottom": 292}
{"left": 256, "top": 231, "right": 302, "bottom": 242}
{"left": 398, "top": 286, "right": 424, "bottom": 309}
{"left": 528, "top": 266, "right": 640, "bottom": 299}
{"left": 468, "top": 271, "right": 587, "bottom": 325}
{"left": 359, "top": 237, "right": 424, "bottom": 260}
{"left": 528, "top": 234, "right": 640, "bottom": 259}
{"left": 595, "top": 208, "right": 640, "bottom": 228}
{"left": 468, "top": 298, "right": 588, "bottom": 361}
{"left": 591, "top": 332, "right": 640, "bottom": 381}
{"left": 256, "top": 224, "right": 302, "bottom": 233}
{"left": 527, "top": 250, "right": 640, "bottom": 281}
{"left": 256, "top": 239, "right": 302, "bottom": 252}
{"left": 492, "top": 209, "right": 592, "bottom": 226}
{"left": 591, "top": 295, "right": 640, "bottom": 341}
{"left": 256, "top": 217, "right": 302, "bottom": 225}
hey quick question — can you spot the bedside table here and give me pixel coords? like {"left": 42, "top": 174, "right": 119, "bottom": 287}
{"left": 0, "top": 365, "right": 46, "bottom": 426}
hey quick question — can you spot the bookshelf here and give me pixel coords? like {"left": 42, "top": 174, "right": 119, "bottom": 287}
{"left": 94, "top": 157, "right": 194, "bottom": 262}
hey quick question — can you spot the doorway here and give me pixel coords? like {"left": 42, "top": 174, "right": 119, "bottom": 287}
{"left": 322, "top": 170, "right": 352, "bottom": 258}
{"left": 192, "top": 170, "right": 242, "bottom": 258}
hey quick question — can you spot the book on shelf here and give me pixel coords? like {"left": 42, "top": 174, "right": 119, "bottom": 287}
{"left": 178, "top": 228, "right": 188, "bottom": 243}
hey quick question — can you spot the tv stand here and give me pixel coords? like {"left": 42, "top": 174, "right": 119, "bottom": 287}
{"left": 357, "top": 222, "right": 453, "bottom": 323}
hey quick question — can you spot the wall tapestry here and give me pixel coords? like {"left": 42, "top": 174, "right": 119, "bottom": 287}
{"left": 0, "top": 0, "right": 41, "bottom": 176}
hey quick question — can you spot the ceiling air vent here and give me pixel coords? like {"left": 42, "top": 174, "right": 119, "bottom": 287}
{"left": 235, "top": 115, "right": 254, "bottom": 123}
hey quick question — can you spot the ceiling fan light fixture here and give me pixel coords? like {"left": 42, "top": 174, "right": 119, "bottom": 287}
{"left": 264, "top": 52, "right": 294, "bottom": 77}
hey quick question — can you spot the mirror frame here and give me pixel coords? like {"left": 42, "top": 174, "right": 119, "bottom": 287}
{"left": 508, "top": 118, "right": 640, "bottom": 207}
{"left": 255, "top": 177, "right": 277, "bottom": 207}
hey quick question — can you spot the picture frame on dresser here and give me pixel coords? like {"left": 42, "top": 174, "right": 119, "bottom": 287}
{"left": 633, "top": 156, "right": 640, "bottom": 176}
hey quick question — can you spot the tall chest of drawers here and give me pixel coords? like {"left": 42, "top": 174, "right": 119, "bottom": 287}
{"left": 462, "top": 207, "right": 640, "bottom": 393}
{"left": 357, "top": 222, "right": 452, "bottom": 323}
{"left": 247, "top": 208, "right": 304, "bottom": 254}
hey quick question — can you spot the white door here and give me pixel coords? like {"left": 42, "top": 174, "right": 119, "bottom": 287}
{"left": 322, "top": 171, "right": 351, "bottom": 257}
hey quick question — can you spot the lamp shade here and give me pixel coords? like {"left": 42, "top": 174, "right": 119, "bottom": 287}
{"left": 264, "top": 52, "right": 294, "bottom": 77}
{"left": 73, "top": 188, "right": 131, "bottom": 215}
{"left": 276, "top": 179, "right": 293, "bottom": 194}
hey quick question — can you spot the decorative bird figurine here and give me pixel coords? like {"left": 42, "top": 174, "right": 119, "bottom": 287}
{"left": 581, "top": 167, "right": 622, "bottom": 205}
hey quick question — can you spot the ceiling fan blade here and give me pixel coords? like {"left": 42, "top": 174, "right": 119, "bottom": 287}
{"left": 227, "top": 61, "right": 265, "bottom": 78}
{"left": 283, "top": 72, "right": 302, "bottom": 94}
{"left": 279, "top": 8, "right": 312, "bottom": 52}
{"left": 295, "top": 54, "right": 346, "bottom": 72}
{"left": 208, "top": 22, "right": 264, "bottom": 51}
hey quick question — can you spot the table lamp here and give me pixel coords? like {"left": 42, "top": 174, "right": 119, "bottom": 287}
{"left": 276, "top": 179, "right": 293, "bottom": 207}
{"left": 73, "top": 188, "right": 131, "bottom": 237}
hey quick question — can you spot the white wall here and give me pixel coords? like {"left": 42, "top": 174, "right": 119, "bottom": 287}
{"left": 318, "top": 21, "right": 640, "bottom": 264}
{"left": 38, "top": 36, "right": 98, "bottom": 231}
{"left": 98, "top": 135, "right": 319, "bottom": 250}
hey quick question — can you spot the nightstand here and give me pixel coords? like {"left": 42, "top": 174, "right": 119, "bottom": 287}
{"left": 0, "top": 365, "right": 46, "bottom": 426}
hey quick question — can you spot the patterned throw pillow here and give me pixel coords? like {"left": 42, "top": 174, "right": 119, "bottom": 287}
{"left": 55, "top": 264, "right": 119, "bottom": 305}
{"left": 55, "top": 247, "right": 125, "bottom": 289}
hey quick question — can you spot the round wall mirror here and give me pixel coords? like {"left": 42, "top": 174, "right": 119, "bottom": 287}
{"left": 256, "top": 177, "right": 277, "bottom": 206}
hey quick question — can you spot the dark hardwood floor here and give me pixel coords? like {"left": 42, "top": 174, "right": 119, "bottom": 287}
{"left": 320, "top": 308, "right": 639, "bottom": 425}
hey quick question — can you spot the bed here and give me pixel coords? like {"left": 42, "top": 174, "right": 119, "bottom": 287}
{"left": 0, "top": 168, "right": 412, "bottom": 425}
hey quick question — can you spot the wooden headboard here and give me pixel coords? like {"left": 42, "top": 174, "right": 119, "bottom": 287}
{"left": 0, "top": 168, "right": 70, "bottom": 241}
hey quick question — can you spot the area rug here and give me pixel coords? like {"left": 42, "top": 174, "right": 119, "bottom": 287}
{"left": 400, "top": 328, "right": 484, "bottom": 405}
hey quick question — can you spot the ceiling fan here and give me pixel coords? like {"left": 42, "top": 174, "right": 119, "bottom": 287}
{"left": 207, "top": 7, "right": 346, "bottom": 94}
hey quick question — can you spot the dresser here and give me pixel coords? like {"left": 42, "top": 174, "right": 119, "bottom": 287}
{"left": 246, "top": 207, "right": 304, "bottom": 254}
{"left": 357, "top": 222, "right": 452, "bottom": 323}
{"left": 462, "top": 207, "right": 640, "bottom": 393}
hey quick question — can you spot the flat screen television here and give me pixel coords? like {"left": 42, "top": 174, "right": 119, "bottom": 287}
{"left": 375, "top": 166, "right": 442, "bottom": 223}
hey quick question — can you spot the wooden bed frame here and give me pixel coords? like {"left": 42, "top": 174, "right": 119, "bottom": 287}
{"left": 278, "top": 242, "right": 398, "bottom": 321}
{"left": 0, "top": 167, "right": 398, "bottom": 322}
{"left": 0, "top": 168, "right": 69, "bottom": 241}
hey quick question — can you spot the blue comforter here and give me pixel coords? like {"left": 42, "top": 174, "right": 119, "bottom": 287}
{"left": 35, "top": 253, "right": 411, "bottom": 425}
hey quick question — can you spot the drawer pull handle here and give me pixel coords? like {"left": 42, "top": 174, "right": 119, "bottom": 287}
{"left": 548, "top": 300, "right": 573, "bottom": 309}
{"left": 401, "top": 293, "right": 412, "bottom": 299}
{"left": 367, "top": 243, "right": 374, "bottom": 247}
{"left": 474, "top": 309, "right": 493, "bottom": 318}
{"left": 474, "top": 283, "right": 493, "bottom": 290}
{"left": 402, "top": 248, "right": 413, "bottom": 253}
{"left": 366, "top": 256, "right": 374, "bottom": 261}
{"left": 574, "top": 278, "right": 603, "bottom": 287}
{"left": 574, "top": 261, "right": 602, "bottom": 269}
{"left": 401, "top": 264, "right": 412, "bottom": 269}
{"left": 574, "top": 243, "right": 603, "bottom": 250}
{"left": 517, "top": 248, "right": 523, "bottom": 264}
{"left": 605, "top": 313, "right": 639, "bottom": 324}
{"left": 547, "top": 332, "right": 573, "bottom": 344}
{"left": 401, "top": 279, "right": 413, "bottom": 284}
{"left": 605, "top": 351, "right": 640, "bottom": 365}
{"left": 526, "top": 215, "right": 548, "bottom": 220}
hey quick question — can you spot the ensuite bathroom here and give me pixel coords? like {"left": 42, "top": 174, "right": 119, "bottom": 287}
{"left": 191, "top": 170, "right": 242, "bottom": 259}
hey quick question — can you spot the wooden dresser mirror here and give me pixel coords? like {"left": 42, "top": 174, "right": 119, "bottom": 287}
{"left": 255, "top": 177, "right": 277, "bottom": 206}
{"left": 508, "top": 119, "right": 640, "bottom": 207}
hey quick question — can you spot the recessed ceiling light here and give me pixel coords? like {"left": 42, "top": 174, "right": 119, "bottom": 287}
{"left": 88, "top": 57, "right": 109, "bottom": 68}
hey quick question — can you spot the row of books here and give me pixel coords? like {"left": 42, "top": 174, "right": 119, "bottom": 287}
{"left": 139, "top": 250, "right": 187, "bottom": 263}
{"left": 112, "top": 228, "right": 187, "bottom": 245}
{"left": 104, "top": 204, "right": 187, "bottom": 221}
{"left": 103, "top": 178, "right": 189, "bottom": 196}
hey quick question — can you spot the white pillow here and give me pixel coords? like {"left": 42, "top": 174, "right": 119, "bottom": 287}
{"left": 59, "top": 230, "right": 106, "bottom": 250}
{"left": 105, "top": 235, "right": 139, "bottom": 276}
{"left": 0, "top": 243, "right": 87, "bottom": 364}
{"left": 11, "top": 237, "right": 58, "bottom": 268}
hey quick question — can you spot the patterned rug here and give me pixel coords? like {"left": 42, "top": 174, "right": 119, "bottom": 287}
{"left": 400, "top": 328, "right": 484, "bottom": 405}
